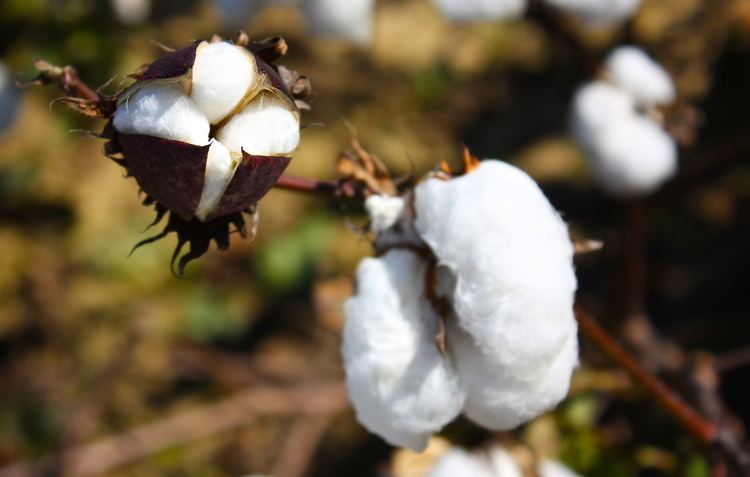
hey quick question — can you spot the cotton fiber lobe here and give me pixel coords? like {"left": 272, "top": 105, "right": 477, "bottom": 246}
{"left": 605, "top": 46, "right": 675, "bottom": 106}
{"left": 217, "top": 93, "right": 300, "bottom": 156}
{"left": 343, "top": 250, "right": 465, "bottom": 451}
{"left": 191, "top": 41, "right": 258, "bottom": 124}
{"left": 114, "top": 82, "right": 209, "bottom": 145}
{"left": 571, "top": 81, "right": 634, "bottom": 148}
{"left": 195, "top": 141, "right": 237, "bottom": 221}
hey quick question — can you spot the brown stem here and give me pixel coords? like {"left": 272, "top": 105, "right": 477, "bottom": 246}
{"left": 575, "top": 305, "right": 718, "bottom": 444}
{"left": 621, "top": 199, "right": 647, "bottom": 321}
{"left": 273, "top": 175, "right": 340, "bottom": 195}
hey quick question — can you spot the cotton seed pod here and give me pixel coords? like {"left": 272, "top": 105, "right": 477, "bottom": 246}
{"left": 433, "top": 0, "right": 526, "bottom": 22}
{"left": 413, "top": 160, "right": 578, "bottom": 429}
{"left": 605, "top": 46, "right": 676, "bottom": 107}
{"left": 111, "top": 39, "right": 299, "bottom": 224}
{"left": 342, "top": 249, "right": 466, "bottom": 452}
{"left": 544, "top": 0, "right": 640, "bottom": 26}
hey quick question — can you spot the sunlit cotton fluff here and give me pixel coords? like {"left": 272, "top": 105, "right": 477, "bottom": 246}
{"left": 301, "top": 0, "right": 375, "bottom": 45}
{"left": 605, "top": 46, "right": 676, "bottom": 107}
{"left": 433, "top": 0, "right": 526, "bottom": 22}
{"left": 342, "top": 250, "right": 466, "bottom": 452}
{"left": 414, "top": 161, "right": 578, "bottom": 430}
{"left": 114, "top": 82, "right": 210, "bottom": 145}
{"left": 216, "top": 92, "right": 300, "bottom": 156}
{"left": 191, "top": 41, "right": 258, "bottom": 124}
{"left": 365, "top": 194, "right": 405, "bottom": 234}
{"left": 588, "top": 113, "right": 677, "bottom": 197}
{"left": 195, "top": 140, "right": 237, "bottom": 221}
{"left": 427, "top": 445, "right": 583, "bottom": 477}
{"left": 570, "top": 81, "right": 635, "bottom": 149}
{"left": 544, "top": 0, "right": 640, "bottom": 25}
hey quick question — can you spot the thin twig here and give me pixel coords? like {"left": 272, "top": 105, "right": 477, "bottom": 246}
{"left": 271, "top": 417, "right": 333, "bottom": 477}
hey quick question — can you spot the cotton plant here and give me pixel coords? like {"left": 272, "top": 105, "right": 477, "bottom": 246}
{"left": 571, "top": 46, "right": 678, "bottom": 197}
{"left": 343, "top": 158, "right": 579, "bottom": 451}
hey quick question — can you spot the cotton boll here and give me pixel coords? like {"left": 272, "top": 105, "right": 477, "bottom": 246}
{"left": 413, "top": 160, "right": 577, "bottom": 429}
{"left": 0, "top": 62, "right": 21, "bottom": 133}
{"left": 111, "top": 0, "right": 150, "bottom": 24}
{"left": 433, "top": 0, "right": 526, "bottom": 22}
{"left": 570, "top": 81, "right": 635, "bottom": 149}
{"left": 216, "top": 92, "right": 299, "bottom": 156}
{"left": 544, "top": 0, "right": 640, "bottom": 25}
{"left": 301, "top": 0, "right": 375, "bottom": 45}
{"left": 426, "top": 449, "right": 496, "bottom": 477}
{"left": 343, "top": 250, "right": 466, "bottom": 451}
{"left": 539, "top": 460, "right": 585, "bottom": 477}
{"left": 588, "top": 114, "right": 677, "bottom": 197}
{"left": 195, "top": 141, "right": 238, "bottom": 221}
{"left": 365, "top": 194, "right": 405, "bottom": 234}
{"left": 414, "top": 161, "right": 577, "bottom": 376}
{"left": 191, "top": 42, "right": 258, "bottom": 124}
{"left": 486, "top": 446, "right": 524, "bottom": 477}
{"left": 605, "top": 46, "right": 676, "bottom": 107}
{"left": 114, "top": 82, "right": 210, "bottom": 145}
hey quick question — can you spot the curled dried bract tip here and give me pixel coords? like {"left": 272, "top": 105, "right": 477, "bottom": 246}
{"left": 336, "top": 123, "right": 399, "bottom": 198}
{"left": 437, "top": 146, "right": 481, "bottom": 178}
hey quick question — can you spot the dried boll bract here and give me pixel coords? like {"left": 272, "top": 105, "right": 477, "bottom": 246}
{"left": 571, "top": 47, "right": 678, "bottom": 197}
{"left": 102, "top": 36, "right": 305, "bottom": 272}
{"left": 342, "top": 159, "right": 578, "bottom": 449}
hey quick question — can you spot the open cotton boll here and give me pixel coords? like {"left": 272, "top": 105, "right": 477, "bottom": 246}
{"left": 301, "top": 0, "right": 375, "bottom": 45}
{"left": 544, "top": 0, "right": 640, "bottom": 25}
{"left": 414, "top": 161, "right": 577, "bottom": 377}
{"left": 413, "top": 161, "right": 577, "bottom": 430}
{"left": 365, "top": 194, "right": 405, "bottom": 234}
{"left": 111, "top": 0, "right": 150, "bottom": 24}
{"left": 426, "top": 449, "right": 496, "bottom": 477}
{"left": 433, "top": 0, "right": 526, "bottom": 22}
{"left": 114, "top": 82, "right": 210, "bottom": 145}
{"left": 191, "top": 42, "right": 258, "bottom": 124}
{"left": 588, "top": 114, "right": 677, "bottom": 197}
{"left": 194, "top": 141, "right": 237, "bottom": 221}
{"left": 570, "top": 81, "right": 635, "bottom": 149}
{"left": 605, "top": 46, "right": 675, "bottom": 106}
{"left": 343, "top": 250, "right": 466, "bottom": 451}
{"left": 216, "top": 93, "right": 299, "bottom": 156}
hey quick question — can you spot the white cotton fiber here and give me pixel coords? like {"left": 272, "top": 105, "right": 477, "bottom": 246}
{"left": 195, "top": 140, "right": 237, "bottom": 221}
{"left": 587, "top": 113, "right": 677, "bottom": 197}
{"left": 111, "top": 0, "right": 150, "bottom": 24}
{"left": 301, "top": 0, "right": 375, "bottom": 45}
{"left": 544, "top": 0, "right": 640, "bottom": 25}
{"left": 365, "top": 194, "right": 405, "bottom": 234}
{"left": 191, "top": 41, "right": 258, "bottom": 124}
{"left": 114, "top": 82, "right": 210, "bottom": 145}
{"left": 427, "top": 449, "right": 496, "bottom": 477}
{"left": 342, "top": 250, "right": 466, "bottom": 451}
{"left": 433, "top": 0, "right": 526, "bottom": 22}
{"left": 540, "top": 460, "right": 585, "bottom": 477}
{"left": 605, "top": 46, "right": 676, "bottom": 106}
{"left": 413, "top": 160, "right": 578, "bottom": 428}
{"left": 216, "top": 92, "right": 300, "bottom": 156}
{"left": 570, "top": 81, "right": 635, "bottom": 149}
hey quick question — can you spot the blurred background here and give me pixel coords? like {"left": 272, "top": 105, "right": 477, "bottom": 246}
{"left": 1, "top": 0, "right": 750, "bottom": 476}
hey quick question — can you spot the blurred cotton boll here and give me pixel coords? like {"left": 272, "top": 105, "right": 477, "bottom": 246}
{"left": 433, "top": 0, "right": 527, "bottom": 22}
{"left": 544, "top": 0, "right": 640, "bottom": 25}
{"left": 570, "top": 81, "right": 635, "bottom": 149}
{"left": 301, "top": 0, "right": 375, "bottom": 45}
{"left": 111, "top": 0, "right": 150, "bottom": 24}
{"left": 0, "top": 62, "right": 21, "bottom": 133}
{"left": 605, "top": 46, "right": 676, "bottom": 107}
{"left": 588, "top": 113, "right": 677, "bottom": 197}
{"left": 342, "top": 250, "right": 466, "bottom": 451}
